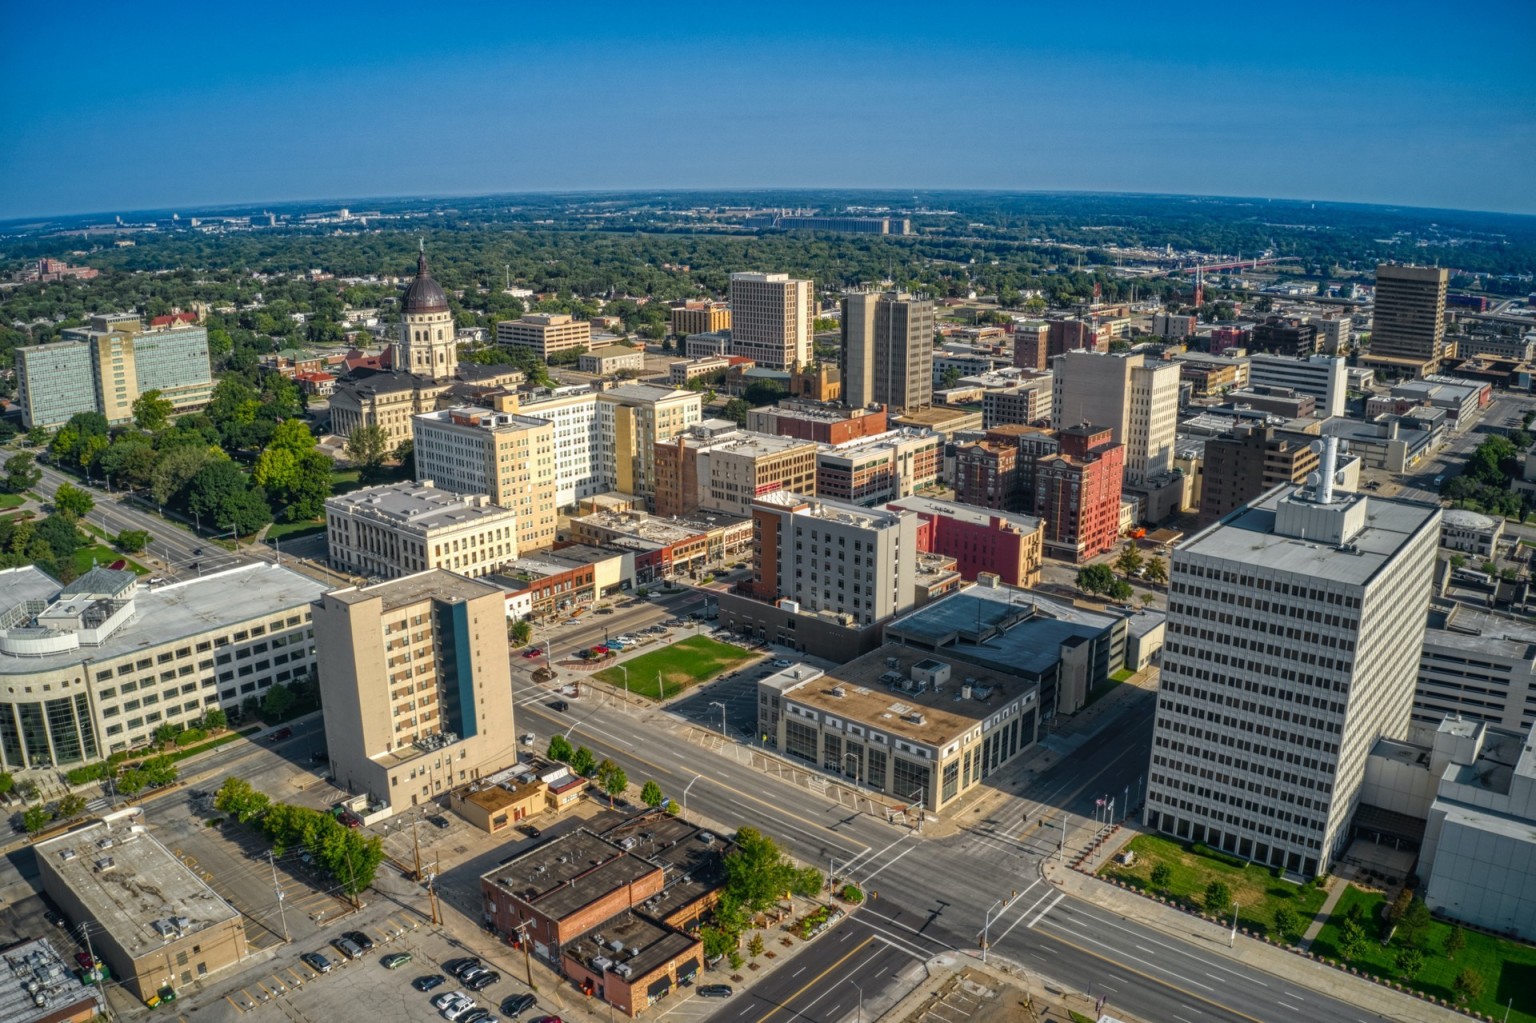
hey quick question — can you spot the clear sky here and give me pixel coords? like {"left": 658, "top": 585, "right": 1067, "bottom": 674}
{"left": 4, "top": 0, "right": 1534, "bottom": 219}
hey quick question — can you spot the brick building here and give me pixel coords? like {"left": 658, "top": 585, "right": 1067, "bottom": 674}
{"left": 746, "top": 400, "right": 888, "bottom": 445}
{"left": 953, "top": 441, "right": 1020, "bottom": 511}
{"left": 886, "top": 495, "right": 1043, "bottom": 588}
{"left": 1035, "top": 424, "right": 1124, "bottom": 562}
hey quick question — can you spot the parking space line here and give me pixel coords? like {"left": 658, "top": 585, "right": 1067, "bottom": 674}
{"left": 224, "top": 995, "right": 245, "bottom": 1013}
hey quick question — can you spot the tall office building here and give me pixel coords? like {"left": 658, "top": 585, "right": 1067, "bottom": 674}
{"left": 729, "top": 272, "right": 813, "bottom": 370}
{"left": 840, "top": 291, "right": 935, "bottom": 412}
{"left": 15, "top": 342, "right": 97, "bottom": 429}
{"left": 313, "top": 571, "right": 517, "bottom": 806}
{"left": 412, "top": 407, "right": 558, "bottom": 552}
{"left": 1365, "top": 263, "right": 1450, "bottom": 376}
{"left": 1198, "top": 426, "right": 1320, "bottom": 525}
{"left": 495, "top": 313, "right": 593, "bottom": 359}
{"left": 1144, "top": 441, "right": 1440, "bottom": 876}
{"left": 595, "top": 383, "right": 703, "bottom": 507}
{"left": 1050, "top": 350, "right": 1179, "bottom": 485}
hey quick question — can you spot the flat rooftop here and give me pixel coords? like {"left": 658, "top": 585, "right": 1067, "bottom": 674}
{"left": 600, "top": 812, "right": 728, "bottom": 923}
{"left": 481, "top": 828, "right": 661, "bottom": 921}
{"left": 886, "top": 584, "right": 1126, "bottom": 679}
{"left": 326, "top": 569, "right": 502, "bottom": 611}
{"left": 776, "top": 644, "right": 1036, "bottom": 749}
{"left": 572, "top": 510, "right": 745, "bottom": 546}
{"left": 0, "top": 564, "right": 327, "bottom": 677}
{"left": 0, "top": 938, "right": 102, "bottom": 1023}
{"left": 1425, "top": 602, "right": 1536, "bottom": 660}
{"left": 887, "top": 495, "right": 1042, "bottom": 534}
{"left": 326, "top": 481, "right": 517, "bottom": 531}
{"left": 37, "top": 816, "right": 238, "bottom": 957}
{"left": 564, "top": 911, "right": 697, "bottom": 980}
{"left": 1179, "top": 488, "right": 1440, "bottom": 589}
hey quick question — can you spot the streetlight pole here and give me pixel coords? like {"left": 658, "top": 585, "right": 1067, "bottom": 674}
{"left": 1229, "top": 902, "right": 1240, "bottom": 948}
{"left": 982, "top": 897, "right": 1002, "bottom": 964}
{"left": 846, "top": 979, "right": 863, "bottom": 1023}
{"left": 681, "top": 774, "right": 702, "bottom": 814}
{"left": 617, "top": 665, "right": 628, "bottom": 698}
{"left": 709, "top": 701, "right": 726, "bottom": 739}
{"left": 269, "top": 851, "right": 290, "bottom": 943}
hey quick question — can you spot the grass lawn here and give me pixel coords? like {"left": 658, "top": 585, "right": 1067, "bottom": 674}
{"left": 1311, "top": 886, "right": 1536, "bottom": 1023}
{"left": 0, "top": 493, "right": 23, "bottom": 510}
{"left": 592, "top": 635, "right": 755, "bottom": 700}
{"left": 1110, "top": 667, "right": 1135, "bottom": 683}
{"left": 1098, "top": 833, "right": 1327, "bottom": 939}
{"left": 70, "top": 545, "right": 148, "bottom": 576}
{"left": 265, "top": 518, "right": 326, "bottom": 542}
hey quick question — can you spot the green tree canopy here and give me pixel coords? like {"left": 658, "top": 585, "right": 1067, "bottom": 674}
{"left": 1, "top": 453, "right": 41, "bottom": 494}
{"left": 52, "top": 482, "right": 95, "bottom": 519}
{"left": 346, "top": 424, "right": 391, "bottom": 476}
{"left": 132, "top": 389, "right": 174, "bottom": 432}
{"left": 546, "top": 735, "right": 574, "bottom": 762}
{"left": 1076, "top": 563, "right": 1116, "bottom": 596}
{"left": 641, "top": 780, "right": 664, "bottom": 808}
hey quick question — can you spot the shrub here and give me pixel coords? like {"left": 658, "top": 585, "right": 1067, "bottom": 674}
{"left": 175, "top": 728, "right": 208, "bottom": 746}
{"left": 66, "top": 762, "right": 112, "bottom": 786}
{"left": 840, "top": 884, "right": 864, "bottom": 904}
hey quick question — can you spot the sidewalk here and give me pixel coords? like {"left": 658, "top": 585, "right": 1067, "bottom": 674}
{"left": 880, "top": 953, "right": 1150, "bottom": 1023}
{"left": 1046, "top": 824, "right": 1468, "bottom": 1023}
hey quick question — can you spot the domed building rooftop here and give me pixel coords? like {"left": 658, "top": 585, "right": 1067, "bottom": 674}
{"left": 402, "top": 251, "right": 449, "bottom": 314}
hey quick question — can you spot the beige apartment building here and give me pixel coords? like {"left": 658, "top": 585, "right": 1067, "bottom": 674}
{"left": 313, "top": 571, "right": 518, "bottom": 808}
{"left": 671, "top": 300, "right": 732, "bottom": 337}
{"left": 1050, "top": 349, "right": 1180, "bottom": 485}
{"left": 496, "top": 313, "right": 594, "bottom": 358}
{"left": 841, "top": 291, "right": 935, "bottom": 412}
{"left": 597, "top": 383, "right": 703, "bottom": 506}
{"left": 325, "top": 480, "right": 520, "bottom": 580}
{"left": 652, "top": 424, "right": 818, "bottom": 517}
{"left": 412, "top": 407, "right": 558, "bottom": 552}
{"left": 728, "top": 272, "right": 813, "bottom": 370}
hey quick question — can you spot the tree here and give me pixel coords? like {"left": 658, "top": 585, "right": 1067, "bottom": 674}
{"left": 601, "top": 763, "right": 628, "bottom": 808}
{"left": 150, "top": 444, "right": 220, "bottom": 505}
{"left": 723, "top": 827, "right": 803, "bottom": 912}
{"left": 55, "top": 793, "right": 88, "bottom": 820}
{"left": 721, "top": 398, "right": 751, "bottom": 426}
{"left": 53, "top": 483, "right": 94, "bottom": 519}
{"left": 1395, "top": 946, "right": 1425, "bottom": 980}
{"left": 1204, "top": 881, "right": 1231, "bottom": 915}
{"left": 114, "top": 529, "right": 151, "bottom": 553}
{"left": 509, "top": 619, "right": 532, "bottom": 645}
{"left": 1272, "top": 907, "right": 1298, "bottom": 941}
{"left": 261, "top": 683, "right": 296, "bottom": 720}
{"left": 1113, "top": 545, "right": 1144, "bottom": 579}
{"left": 569, "top": 746, "right": 596, "bottom": 777}
{"left": 1076, "top": 563, "right": 1116, "bottom": 596}
{"left": 1398, "top": 897, "right": 1432, "bottom": 948}
{"left": 641, "top": 780, "right": 664, "bottom": 808}
{"left": 1, "top": 453, "right": 41, "bottom": 494}
{"left": 153, "top": 723, "right": 180, "bottom": 746}
{"left": 1444, "top": 925, "right": 1466, "bottom": 960}
{"left": 546, "top": 735, "right": 574, "bottom": 762}
{"left": 1337, "top": 917, "right": 1367, "bottom": 960}
{"left": 346, "top": 424, "right": 391, "bottom": 476}
{"left": 747, "top": 932, "right": 764, "bottom": 964}
{"left": 1448, "top": 553, "right": 1467, "bottom": 570}
{"left": 1143, "top": 556, "right": 1168, "bottom": 586}
{"left": 21, "top": 804, "right": 52, "bottom": 835}
{"left": 1452, "top": 967, "right": 1484, "bottom": 1005}
{"left": 132, "top": 389, "right": 174, "bottom": 432}
{"left": 215, "top": 776, "right": 273, "bottom": 822}
{"left": 1107, "top": 579, "right": 1134, "bottom": 602}
{"left": 1149, "top": 863, "right": 1172, "bottom": 890}
{"left": 202, "top": 707, "right": 229, "bottom": 731}
{"left": 0, "top": 773, "right": 12, "bottom": 797}
{"left": 394, "top": 439, "right": 415, "bottom": 478}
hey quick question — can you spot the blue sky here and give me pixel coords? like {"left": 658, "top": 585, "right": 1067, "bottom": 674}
{"left": 4, "top": 0, "right": 1534, "bottom": 218}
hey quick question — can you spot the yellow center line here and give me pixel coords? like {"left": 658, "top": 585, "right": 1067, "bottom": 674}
{"left": 753, "top": 934, "right": 875, "bottom": 1023}
{"left": 1043, "top": 931, "right": 1266, "bottom": 1023}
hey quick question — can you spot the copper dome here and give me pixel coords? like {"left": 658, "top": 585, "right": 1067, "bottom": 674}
{"left": 402, "top": 251, "right": 449, "bottom": 314}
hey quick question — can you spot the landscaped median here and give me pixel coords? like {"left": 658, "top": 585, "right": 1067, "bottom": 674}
{"left": 592, "top": 634, "right": 755, "bottom": 700}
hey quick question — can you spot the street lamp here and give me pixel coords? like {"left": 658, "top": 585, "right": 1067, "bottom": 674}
{"left": 708, "top": 701, "right": 726, "bottom": 739}
{"left": 845, "top": 979, "right": 863, "bottom": 1023}
{"left": 681, "top": 774, "right": 702, "bottom": 814}
{"left": 982, "top": 897, "right": 1003, "bottom": 964}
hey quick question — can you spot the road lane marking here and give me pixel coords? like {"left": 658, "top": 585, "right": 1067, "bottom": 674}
{"left": 1046, "top": 906, "right": 1268, "bottom": 985}
{"left": 751, "top": 935, "right": 875, "bottom": 1023}
{"left": 1026, "top": 892, "right": 1064, "bottom": 929}
{"left": 791, "top": 966, "right": 804, "bottom": 977}
{"left": 859, "top": 844, "right": 917, "bottom": 884}
{"left": 1035, "top": 932, "right": 1264, "bottom": 1023}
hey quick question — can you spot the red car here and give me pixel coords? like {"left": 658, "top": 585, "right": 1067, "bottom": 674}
{"left": 522, "top": 647, "right": 544, "bottom": 658}
{"left": 339, "top": 810, "right": 363, "bottom": 829}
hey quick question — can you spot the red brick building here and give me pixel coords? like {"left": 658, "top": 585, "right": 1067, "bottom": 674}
{"left": 1034, "top": 423, "right": 1124, "bottom": 562}
{"left": 886, "top": 496, "right": 1043, "bottom": 588}
{"left": 953, "top": 441, "right": 1021, "bottom": 511}
{"left": 1012, "top": 322, "right": 1050, "bottom": 369}
{"left": 746, "top": 400, "right": 888, "bottom": 445}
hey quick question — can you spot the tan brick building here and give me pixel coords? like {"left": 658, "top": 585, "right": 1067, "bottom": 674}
{"left": 496, "top": 313, "right": 594, "bottom": 359}
{"left": 413, "top": 407, "right": 558, "bottom": 552}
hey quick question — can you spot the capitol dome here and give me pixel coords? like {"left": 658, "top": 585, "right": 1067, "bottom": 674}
{"left": 402, "top": 251, "right": 449, "bottom": 314}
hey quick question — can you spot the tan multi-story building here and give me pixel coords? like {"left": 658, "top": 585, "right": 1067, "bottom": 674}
{"left": 1198, "top": 425, "right": 1320, "bottom": 525}
{"left": 1364, "top": 263, "right": 1450, "bottom": 376}
{"left": 597, "top": 383, "right": 703, "bottom": 507}
{"left": 578, "top": 345, "right": 645, "bottom": 375}
{"left": 670, "top": 300, "right": 731, "bottom": 337}
{"left": 412, "top": 407, "right": 558, "bottom": 552}
{"left": 1051, "top": 349, "right": 1180, "bottom": 485}
{"left": 669, "top": 356, "right": 731, "bottom": 386}
{"left": 496, "top": 313, "right": 594, "bottom": 359}
{"left": 325, "top": 481, "right": 519, "bottom": 580}
{"left": 653, "top": 424, "right": 818, "bottom": 517}
{"left": 510, "top": 385, "right": 604, "bottom": 508}
{"left": 313, "top": 571, "right": 518, "bottom": 807}
{"left": 728, "top": 272, "right": 813, "bottom": 370}
{"left": 841, "top": 291, "right": 936, "bottom": 412}
{"left": 815, "top": 429, "right": 941, "bottom": 507}
{"left": 38, "top": 810, "right": 247, "bottom": 1001}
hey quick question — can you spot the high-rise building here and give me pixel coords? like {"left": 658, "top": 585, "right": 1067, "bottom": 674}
{"left": 1249, "top": 317, "right": 1319, "bottom": 359}
{"left": 495, "top": 313, "right": 594, "bottom": 359}
{"left": 412, "top": 407, "right": 557, "bottom": 552}
{"left": 1012, "top": 321, "right": 1050, "bottom": 369}
{"left": 1246, "top": 354, "right": 1348, "bottom": 419}
{"left": 729, "top": 272, "right": 813, "bottom": 370}
{"left": 1198, "top": 426, "right": 1320, "bottom": 525}
{"left": 1050, "top": 350, "right": 1180, "bottom": 485}
{"left": 886, "top": 495, "right": 1043, "bottom": 588}
{"left": 513, "top": 386, "right": 604, "bottom": 507}
{"left": 840, "top": 291, "right": 936, "bottom": 412}
{"left": 313, "top": 571, "right": 517, "bottom": 807}
{"left": 595, "top": 383, "right": 704, "bottom": 507}
{"left": 15, "top": 342, "right": 97, "bottom": 429}
{"left": 391, "top": 248, "right": 459, "bottom": 382}
{"left": 1365, "top": 263, "right": 1450, "bottom": 376}
{"left": 1143, "top": 442, "right": 1440, "bottom": 876}
{"left": 652, "top": 425, "right": 818, "bottom": 518}
{"left": 953, "top": 441, "right": 1021, "bottom": 511}
{"left": 325, "top": 481, "right": 520, "bottom": 580}
{"left": 813, "top": 429, "right": 941, "bottom": 507}
{"left": 749, "top": 492, "right": 917, "bottom": 626}
{"left": 1034, "top": 424, "right": 1124, "bottom": 562}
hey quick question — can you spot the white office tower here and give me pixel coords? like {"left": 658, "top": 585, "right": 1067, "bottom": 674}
{"left": 1144, "top": 438, "right": 1440, "bottom": 877}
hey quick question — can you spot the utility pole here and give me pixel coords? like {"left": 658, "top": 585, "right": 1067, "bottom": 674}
{"left": 427, "top": 857, "right": 442, "bottom": 926}
{"left": 1230, "top": 902, "right": 1240, "bottom": 948}
{"left": 269, "top": 851, "right": 290, "bottom": 943}
{"left": 412, "top": 819, "right": 423, "bottom": 882}
{"left": 79, "top": 923, "right": 112, "bottom": 1022}
{"left": 514, "top": 920, "right": 534, "bottom": 990}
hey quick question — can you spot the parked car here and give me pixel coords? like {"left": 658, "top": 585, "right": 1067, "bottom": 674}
{"left": 459, "top": 966, "right": 487, "bottom": 983}
{"left": 431, "top": 991, "right": 465, "bottom": 1010}
{"left": 595, "top": 608, "right": 613, "bottom": 615}
{"left": 466, "top": 971, "right": 500, "bottom": 992}
{"left": 458, "top": 1011, "right": 493, "bottom": 1023}
{"left": 698, "top": 984, "right": 734, "bottom": 998}
{"left": 342, "top": 930, "right": 373, "bottom": 951}
{"left": 517, "top": 823, "right": 542, "bottom": 839}
{"left": 551, "top": 700, "right": 569, "bottom": 713}
{"left": 445, "top": 1001, "right": 482, "bottom": 1022}
{"left": 330, "top": 937, "right": 364, "bottom": 960}
{"left": 414, "top": 974, "right": 447, "bottom": 992}
{"left": 300, "top": 952, "right": 333, "bottom": 974}
{"left": 501, "top": 994, "right": 537, "bottom": 1018}
{"left": 382, "top": 952, "right": 412, "bottom": 969}
{"left": 529, "top": 1017, "right": 565, "bottom": 1023}
{"left": 339, "top": 810, "right": 363, "bottom": 828}
{"left": 268, "top": 726, "right": 294, "bottom": 743}
{"left": 520, "top": 733, "right": 536, "bottom": 746}
{"left": 428, "top": 815, "right": 450, "bottom": 830}
{"left": 447, "top": 959, "right": 483, "bottom": 978}
{"left": 772, "top": 659, "right": 791, "bottom": 668}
